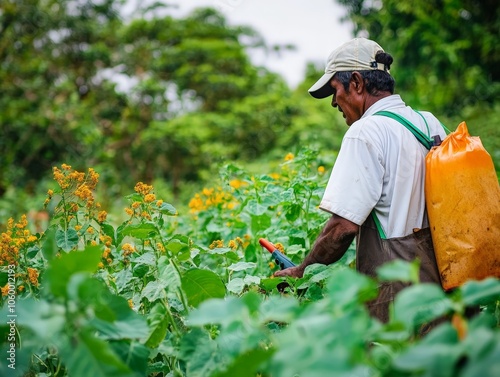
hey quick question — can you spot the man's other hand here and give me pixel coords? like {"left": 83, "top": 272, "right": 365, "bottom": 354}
{"left": 273, "top": 265, "right": 305, "bottom": 278}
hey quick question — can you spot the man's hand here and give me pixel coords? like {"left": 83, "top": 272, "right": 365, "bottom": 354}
{"left": 273, "top": 265, "right": 305, "bottom": 278}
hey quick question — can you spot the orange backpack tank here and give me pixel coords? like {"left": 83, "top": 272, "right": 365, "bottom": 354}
{"left": 425, "top": 122, "right": 500, "bottom": 290}
{"left": 375, "top": 112, "right": 500, "bottom": 291}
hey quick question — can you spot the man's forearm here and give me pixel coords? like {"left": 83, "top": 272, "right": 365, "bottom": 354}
{"left": 301, "top": 214, "right": 358, "bottom": 268}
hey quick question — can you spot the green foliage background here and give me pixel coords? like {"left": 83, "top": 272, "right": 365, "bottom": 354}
{"left": 1, "top": 0, "right": 498, "bottom": 221}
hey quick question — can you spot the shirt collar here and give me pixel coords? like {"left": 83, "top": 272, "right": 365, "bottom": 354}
{"left": 361, "top": 94, "right": 406, "bottom": 119}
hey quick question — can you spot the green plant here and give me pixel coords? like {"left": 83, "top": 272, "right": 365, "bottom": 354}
{"left": 0, "top": 150, "right": 499, "bottom": 377}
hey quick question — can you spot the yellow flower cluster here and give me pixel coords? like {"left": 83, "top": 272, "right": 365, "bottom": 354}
{"left": 209, "top": 240, "right": 224, "bottom": 249}
{"left": 228, "top": 237, "right": 244, "bottom": 250}
{"left": 48, "top": 165, "right": 101, "bottom": 212}
{"left": 122, "top": 243, "right": 136, "bottom": 257}
{"left": 27, "top": 267, "right": 39, "bottom": 287}
{"left": 284, "top": 153, "right": 294, "bottom": 161}
{"left": 188, "top": 187, "right": 236, "bottom": 214}
{"left": 97, "top": 211, "right": 108, "bottom": 223}
{"left": 125, "top": 182, "right": 166, "bottom": 220}
{"left": 210, "top": 237, "right": 246, "bottom": 250}
{"left": 0, "top": 215, "right": 38, "bottom": 266}
{"left": 1, "top": 284, "right": 9, "bottom": 296}
{"left": 134, "top": 182, "right": 153, "bottom": 196}
{"left": 274, "top": 242, "right": 286, "bottom": 254}
{"left": 229, "top": 179, "right": 248, "bottom": 189}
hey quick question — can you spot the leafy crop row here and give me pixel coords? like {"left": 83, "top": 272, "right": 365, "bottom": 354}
{"left": 1, "top": 148, "right": 499, "bottom": 377}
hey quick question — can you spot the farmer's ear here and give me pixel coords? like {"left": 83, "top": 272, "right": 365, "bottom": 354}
{"left": 350, "top": 72, "right": 364, "bottom": 93}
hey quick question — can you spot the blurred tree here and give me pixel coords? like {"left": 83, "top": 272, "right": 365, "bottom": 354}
{"left": 0, "top": 1, "right": 297, "bottom": 200}
{"left": 336, "top": 0, "right": 500, "bottom": 115}
{"left": 0, "top": 0, "right": 123, "bottom": 196}
{"left": 112, "top": 7, "right": 296, "bottom": 196}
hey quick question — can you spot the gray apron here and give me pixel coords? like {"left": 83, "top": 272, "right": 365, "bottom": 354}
{"left": 357, "top": 215, "right": 442, "bottom": 324}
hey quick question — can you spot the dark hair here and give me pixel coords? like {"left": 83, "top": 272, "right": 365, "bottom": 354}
{"left": 334, "top": 51, "right": 395, "bottom": 95}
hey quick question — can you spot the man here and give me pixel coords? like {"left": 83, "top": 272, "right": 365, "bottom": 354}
{"left": 275, "top": 38, "right": 446, "bottom": 323}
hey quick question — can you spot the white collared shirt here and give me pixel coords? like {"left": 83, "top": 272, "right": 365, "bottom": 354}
{"left": 320, "top": 95, "right": 446, "bottom": 238}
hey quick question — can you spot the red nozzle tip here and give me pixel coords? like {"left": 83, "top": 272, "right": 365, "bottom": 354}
{"left": 259, "top": 238, "right": 276, "bottom": 253}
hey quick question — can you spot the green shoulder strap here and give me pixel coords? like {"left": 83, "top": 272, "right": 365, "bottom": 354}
{"left": 374, "top": 110, "right": 434, "bottom": 150}
{"left": 371, "top": 211, "right": 387, "bottom": 239}
{"left": 370, "top": 110, "right": 436, "bottom": 239}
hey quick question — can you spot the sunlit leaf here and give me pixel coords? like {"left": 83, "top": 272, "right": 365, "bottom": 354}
{"left": 376, "top": 259, "right": 420, "bottom": 284}
{"left": 44, "top": 245, "right": 102, "bottom": 298}
{"left": 181, "top": 269, "right": 226, "bottom": 308}
{"left": 460, "top": 278, "right": 500, "bottom": 306}
{"left": 56, "top": 227, "right": 79, "bottom": 252}
{"left": 119, "top": 223, "right": 157, "bottom": 239}
{"left": 393, "top": 283, "right": 453, "bottom": 328}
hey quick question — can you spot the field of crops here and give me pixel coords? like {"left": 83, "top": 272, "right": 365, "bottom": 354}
{"left": 1, "top": 148, "right": 499, "bottom": 377}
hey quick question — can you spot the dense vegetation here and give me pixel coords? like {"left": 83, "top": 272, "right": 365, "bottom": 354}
{"left": 1, "top": 0, "right": 498, "bottom": 219}
{"left": 0, "top": 0, "right": 499, "bottom": 376}
{"left": 1, "top": 155, "right": 499, "bottom": 376}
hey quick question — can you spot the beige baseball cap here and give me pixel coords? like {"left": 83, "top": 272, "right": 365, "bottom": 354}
{"left": 308, "top": 38, "right": 389, "bottom": 99}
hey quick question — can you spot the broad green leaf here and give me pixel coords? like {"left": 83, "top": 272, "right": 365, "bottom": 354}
{"left": 215, "top": 348, "right": 274, "bottom": 377}
{"left": 125, "top": 193, "right": 143, "bottom": 202}
{"left": 208, "top": 247, "right": 233, "bottom": 255}
{"left": 188, "top": 297, "right": 247, "bottom": 327}
{"left": 63, "top": 330, "right": 133, "bottom": 377}
{"left": 206, "top": 220, "right": 225, "bottom": 233}
{"left": 259, "top": 278, "right": 284, "bottom": 292}
{"left": 119, "top": 223, "right": 157, "bottom": 239}
{"left": 179, "top": 328, "right": 224, "bottom": 377}
{"left": 181, "top": 269, "right": 226, "bottom": 308}
{"left": 461, "top": 328, "right": 500, "bottom": 377}
{"left": 26, "top": 245, "right": 40, "bottom": 258}
{"left": 298, "top": 264, "right": 335, "bottom": 289}
{"left": 158, "top": 262, "right": 182, "bottom": 293}
{"left": 110, "top": 341, "right": 150, "bottom": 376}
{"left": 132, "top": 264, "right": 149, "bottom": 278}
{"left": 73, "top": 276, "right": 149, "bottom": 340}
{"left": 258, "top": 295, "right": 299, "bottom": 323}
{"left": 376, "top": 259, "right": 420, "bottom": 284}
{"left": 100, "top": 223, "right": 116, "bottom": 244}
{"left": 460, "top": 278, "right": 500, "bottom": 306}
{"left": 132, "top": 251, "right": 156, "bottom": 266}
{"left": 9, "top": 299, "right": 65, "bottom": 341}
{"left": 157, "top": 202, "right": 177, "bottom": 215}
{"left": 250, "top": 214, "right": 271, "bottom": 235}
{"left": 227, "top": 278, "right": 245, "bottom": 294}
{"left": 44, "top": 245, "right": 102, "bottom": 298}
{"left": 325, "top": 267, "right": 379, "bottom": 308}
{"left": 228, "top": 262, "right": 256, "bottom": 271}
{"left": 114, "top": 268, "right": 134, "bottom": 294}
{"left": 280, "top": 188, "right": 294, "bottom": 203}
{"left": 144, "top": 303, "right": 169, "bottom": 348}
{"left": 141, "top": 281, "right": 167, "bottom": 302}
{"left": 89, "top": 292, "right": 149, "bottom": 340}
{"left": 393, "top": 283, "right": 453, "bottom": 328}
{"left": 392, "top": 323, "right": 460, "bottom": 376}
{"left": 285, "top": 203, "right": 302, "bottom": 222}
{"left": 166, "top": 238, "right": 190, "bottom": 255}
{"left": 243, "top": 275, "right": 260, "bottom": 285}
{"left": 41, "top": 225, "right": 58, "bottom": 260}
{"left": 245, "top": 199, "right": 268, "bottom": 216}
{"left": 90, "top": 316, "right": 149, "bottom": 341}
{"left": 56, "top": 227, "right": 79, "bottom": 252}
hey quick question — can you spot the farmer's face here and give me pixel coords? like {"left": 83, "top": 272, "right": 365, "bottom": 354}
{"left": 329, "top": 76, "right": 363, "bottom": 126}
